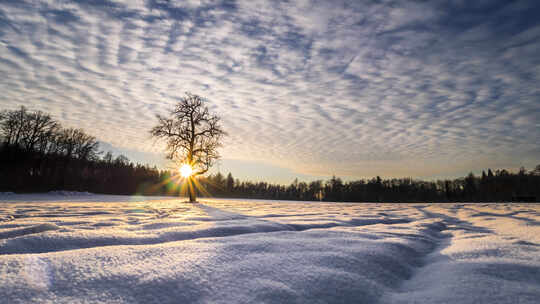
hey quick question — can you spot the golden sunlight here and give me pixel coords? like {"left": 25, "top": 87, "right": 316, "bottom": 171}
{"left": 179, "top": 164, "right": 193, "bottom": 178}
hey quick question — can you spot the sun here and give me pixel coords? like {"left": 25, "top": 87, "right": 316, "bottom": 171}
{"left": 179, "top": 164, "right": 193, "bottom": 178}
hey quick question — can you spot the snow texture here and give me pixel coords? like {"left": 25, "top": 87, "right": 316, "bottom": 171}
{"left": 0, "top": 194, "right": 539, "bottom": 303}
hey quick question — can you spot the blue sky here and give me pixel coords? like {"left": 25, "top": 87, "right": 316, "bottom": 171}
{"left": 1, "top": 0, "right": 539, "bottom": 184}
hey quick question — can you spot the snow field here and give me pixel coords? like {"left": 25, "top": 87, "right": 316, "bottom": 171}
{"left": 0, "top": 195, "right": 539, "bottom": 303}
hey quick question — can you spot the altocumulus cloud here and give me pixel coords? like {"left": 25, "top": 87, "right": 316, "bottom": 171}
{"left": 0, "top": 0, "right": 539, "bottom": 181}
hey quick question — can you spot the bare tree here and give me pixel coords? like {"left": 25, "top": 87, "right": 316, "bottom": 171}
{"left": 54, "top": 128, "right": 100, "bottom": 161}
{"left": 0, "top": 106, "right": 29, "bottom": 146}
{"left": 0, "top": 106, "right": 59, "bottom": 152}
{"left": 150, "top": 93, "right": 226, "bottom": 202}
{"left": 20, "top": 110, "right": 58, "bottom": 152}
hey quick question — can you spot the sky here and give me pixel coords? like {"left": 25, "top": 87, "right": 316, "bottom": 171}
{"left": 0, "top": 0, "right": 539, "bottom": 184}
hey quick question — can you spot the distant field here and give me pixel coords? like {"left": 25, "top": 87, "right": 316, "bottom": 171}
{"left": 1, "top": 194, "right": 539, "bottom": 303}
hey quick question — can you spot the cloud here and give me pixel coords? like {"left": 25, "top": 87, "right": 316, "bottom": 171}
{"left": 0, "top": 0, "right": 539, "bottom": 181}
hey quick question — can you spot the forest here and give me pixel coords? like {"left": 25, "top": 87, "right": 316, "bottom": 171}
{"left": 1, "top": 106, "right": 539, "bottom": 202}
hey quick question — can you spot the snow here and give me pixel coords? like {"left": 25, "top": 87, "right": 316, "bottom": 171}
{"left": 0, "top": 195, "right": 539, "bottom": 303}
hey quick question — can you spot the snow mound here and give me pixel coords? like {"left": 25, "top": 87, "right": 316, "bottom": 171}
{"left": 0, "top": 223, "right": 60, "bottom": 239}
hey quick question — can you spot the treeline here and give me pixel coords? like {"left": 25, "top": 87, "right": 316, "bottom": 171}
{"left": 202, "top": 168, "right": 540, "bottom": 202}
{"left": 1, "top": 106, "right": 539, "bottom": 202}
{"left": 0, "top": 106, "right": 168, "bottom": 195}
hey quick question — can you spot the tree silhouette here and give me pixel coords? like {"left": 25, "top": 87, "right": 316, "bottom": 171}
{"left": 226, "top": 172, "right": 234, "bottom": 193}
{"left": 150, "top": 93, "right": 226, "bottom": 202}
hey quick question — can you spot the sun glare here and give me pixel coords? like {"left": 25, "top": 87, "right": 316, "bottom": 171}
{"left": 179, "top": 164, "right": 193, "bottom": 178}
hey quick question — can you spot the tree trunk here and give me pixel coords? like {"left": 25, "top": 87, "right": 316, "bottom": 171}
{"left": 188, "top": 176, "right": 196, "bottom": 202}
